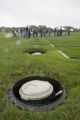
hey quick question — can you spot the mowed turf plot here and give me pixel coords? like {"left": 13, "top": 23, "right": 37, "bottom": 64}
{"left": 49, "top": 34, "right": 80, "bottom": 57}
{"left": 0, "top": 32, "right": 80, "bottom": 120}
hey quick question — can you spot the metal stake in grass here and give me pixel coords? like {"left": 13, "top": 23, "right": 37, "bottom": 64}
{"left": 58, "top": 50, "right": 69, "bottom": 58}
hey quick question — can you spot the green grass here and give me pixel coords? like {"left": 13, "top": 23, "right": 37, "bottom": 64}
{"left": 0, "top": 32, "right": 80, "bottom": 120}
{"left": 49, "top": 34, "right": 80, "bottom": 57}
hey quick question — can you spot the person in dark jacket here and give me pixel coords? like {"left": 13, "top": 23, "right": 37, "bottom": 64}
{"left": 39, "top": 29, "right": 42, "bottom": 38}
{"left": 60, "top": 28, "right": 63, "bottom": 36}
{"left": 68, "top": 29, "right": 70, "bottom": 36}
{"left": 54, "top": 28, "right": 56, "bottom": 36}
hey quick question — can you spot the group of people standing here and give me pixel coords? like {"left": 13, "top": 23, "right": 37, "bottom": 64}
{"left": 54, "top": 28, "right": 70, "bottom": 37}
{"left": 13, "top": 26, "right": 70, "bottom": 38}
{"left": 17, "top": 27, "right": 53, "bottom": 38}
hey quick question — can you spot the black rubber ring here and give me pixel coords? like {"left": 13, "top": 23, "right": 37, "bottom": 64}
{"left": 8, "top": 76, "right": 66, "bottom": 111}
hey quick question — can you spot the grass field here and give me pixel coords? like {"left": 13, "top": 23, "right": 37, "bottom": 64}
{"left": 0, "top": 32, "right": 80, "bottom": 120}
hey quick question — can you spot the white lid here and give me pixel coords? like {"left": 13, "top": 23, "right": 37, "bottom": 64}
{"left": 19, "top": 80, "right": 53, "bottom": 101}
{"left": 32, "top": 52, "right": 42, "bottom": 55}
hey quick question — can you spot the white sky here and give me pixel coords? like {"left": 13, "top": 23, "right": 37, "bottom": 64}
{"left": 0, "top": 0, "right": 80, "bottom": 28}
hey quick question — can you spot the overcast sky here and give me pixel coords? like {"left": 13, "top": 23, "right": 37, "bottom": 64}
{"left": 0, "top": 0, "right": 80, "bottom": 28}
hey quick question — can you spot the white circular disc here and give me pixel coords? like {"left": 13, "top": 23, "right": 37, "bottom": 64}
{"left": 32, "top": 52, "right": 42, "bottom": 55}
{"left": 19, "top": 80, "right": 53, "bottom": 101}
